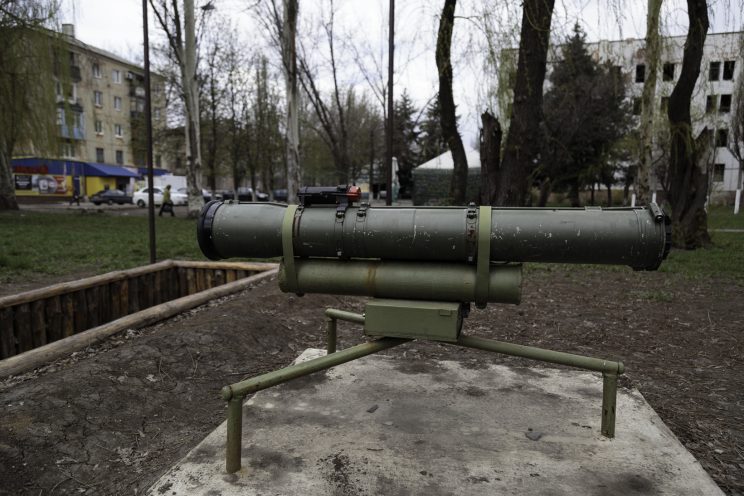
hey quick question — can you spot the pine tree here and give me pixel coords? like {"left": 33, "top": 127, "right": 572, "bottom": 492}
{"left": 418, "top": 94, "right": 448, "bottom": 164}
{"left": 392, "top": 90, "right": 419, "bottom": 196}
{"left": 542, "top": 23, "right": 630, "bottom": 206}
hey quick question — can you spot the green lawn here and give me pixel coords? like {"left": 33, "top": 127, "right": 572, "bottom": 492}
{"left": 0, "top": 211, "right": 206, "bottom": 284}
{"left": 0, "top": 206, "right": 742, "bottom": 286}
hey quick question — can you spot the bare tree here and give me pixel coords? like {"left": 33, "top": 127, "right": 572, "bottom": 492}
{"left": 435, "top": 0, "right": 468, "bottom": 204}
{"left": 149, "top": 0, "right": 204, "bottom": 217}
{"left": 479, "top": 111, "right": 501, "bottom": 205}
{"left": 0, "top": 0, "right": 59, "bottom": 210}
{"left": 635, "top": 0, "right": 663, "bottom": 205}
{"left": 495, "top": 0, "right": 555, "bottom": 206}
{"left": 666, "top": 0, "right": 710, "bottom": 248}
{"left": 729, "top": 34, "right": 744, "bottom": 211}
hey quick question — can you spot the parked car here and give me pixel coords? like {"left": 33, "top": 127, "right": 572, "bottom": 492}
{"left": 91, "top": 189, "right": 132, "bottom": 206}
{"left": 176, "top": 187, "right": 212, "bottom": 202}
{"left": 133, "top": 187, "right": 163, "bottom": 207}
{"left": 236, "top": 187, "right": 269, "bottom": 202}
{"left": 272, "top": 189, "right": 288, "bottom": 202}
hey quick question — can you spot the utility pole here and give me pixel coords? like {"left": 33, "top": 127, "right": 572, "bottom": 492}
{"left": 385, "top": 0, "right": 394, "bottom": 205}
{"left": 142, "top": 0, "right": 156, "bottom": 264}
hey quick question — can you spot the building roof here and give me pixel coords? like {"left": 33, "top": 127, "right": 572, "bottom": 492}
{"left": 416, "top": 147, "right": 481, "bottom": 170}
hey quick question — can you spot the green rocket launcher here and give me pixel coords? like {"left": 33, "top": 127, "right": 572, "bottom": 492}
{"left": 197, "top": 185, "right": 670, "bottom": 311}
{"left": 198, "top": 186, "right": 671, "bottom": 472}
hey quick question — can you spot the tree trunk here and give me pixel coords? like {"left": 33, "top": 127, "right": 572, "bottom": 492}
{"left": 0, "top": 146, "right": 19, "bottom": 211}
{"left": 184, "top": 0, "right": 204, "bottom": 218}
{"left": 284, "top": 0, "right": 301, "bottom": 203}
{"left": 435, "top": 0, "right": 468, "bottom": 205}
{"left": 606, "top": 184, "right": 612, "bottom": 206}
{"left": 479, "top": 111, "right": 501, "bottom": 205}
{"left": 666, "top": 0, "right": 710, "bottom": 248}
{"left": 538, "top": 179, "right": 551, "bottom": 207}
{"left": 636, "top": 0, "right": 663, "bottom": 205}
{"left": 496, "top": 0, "right": 555, "bottom": 206}
{"left": 590, "top": 183, "right": 595, "bottom": 205}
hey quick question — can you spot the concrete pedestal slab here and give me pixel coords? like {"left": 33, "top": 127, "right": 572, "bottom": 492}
{"left": 148, "top": 349, "right": 723, "bottom": 495}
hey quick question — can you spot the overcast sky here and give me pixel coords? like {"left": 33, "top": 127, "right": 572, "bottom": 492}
{"left": 60, "top": 0, "right": 742, "bottom": 145}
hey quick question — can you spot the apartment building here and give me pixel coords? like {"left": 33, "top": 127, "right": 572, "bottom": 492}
{"left": 498, "top": 31, "right": 743, "bottom": 198}
{"left": 12, "top": 24, "right": 168, "bottom": 200}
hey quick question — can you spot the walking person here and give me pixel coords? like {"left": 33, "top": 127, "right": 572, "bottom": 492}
{"left": 69, "top": 185, "right": 81, "bottom": 206}
{"left": 159, "top": 184, "right": 175, "bottom": 217}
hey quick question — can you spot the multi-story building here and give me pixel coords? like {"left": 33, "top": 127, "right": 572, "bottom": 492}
{"left": 498, "top": 31, "right": 744, "bottom": 200}
{"left": 11, "top": 24, "right": 169, "bottom": 201}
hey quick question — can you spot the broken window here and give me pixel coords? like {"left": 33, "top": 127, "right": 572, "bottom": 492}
{"left": 663, "top": 63, "right": 675, "bottom": 81}
{"left": 709, "top": 61, "right": 721, "bottom": 81}
{"left": 716, "top": 129, "right": 728, "bottom": 148}
{"left": 706, "top": 95, "right": 717, "bottom": 113}
{"left": 719, "top": 94, "right": 732, "bottom": 113}
{"left": 723, "top": 61, "right": 735, "bottom": 80}
{"left": 635, "top": 64, "right": 646, "bottom": 83}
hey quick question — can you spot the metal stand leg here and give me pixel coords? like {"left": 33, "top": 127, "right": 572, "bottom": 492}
{"left": 601, "top": 373, "right": 618, "bottom": 438}
{"left": 326, "top": 317, "right": 337, "bottom": 354}
{"left": 226, "top": 397, "right": 243, "bottom": 473}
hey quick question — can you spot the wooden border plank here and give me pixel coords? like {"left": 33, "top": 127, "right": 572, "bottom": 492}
{"left": 0, "top": 268, "right": 278, "bottom": 378}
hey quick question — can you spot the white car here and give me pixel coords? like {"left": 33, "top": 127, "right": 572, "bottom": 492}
{"left": 133, "top": 187, "right": 187, "bottom": 207}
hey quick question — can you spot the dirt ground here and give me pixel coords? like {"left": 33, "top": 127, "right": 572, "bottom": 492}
{"left": 0, "top": 267, "right": 742, "bottom": 495}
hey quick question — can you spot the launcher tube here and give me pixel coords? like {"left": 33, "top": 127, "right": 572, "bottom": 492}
{"left": 198, "top": 202, "right": 669, "bottom": 270}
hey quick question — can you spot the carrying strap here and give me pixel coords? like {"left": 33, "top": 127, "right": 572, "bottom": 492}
{"left": 281, "top": 204, "right": 299, "bottom": 293}
{"left": 474, "top": 206, "right": 492, "bottom": 309}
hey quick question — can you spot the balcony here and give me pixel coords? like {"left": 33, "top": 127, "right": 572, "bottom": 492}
{"left": 59, "top": 124, "right": 85, "bottom": 140}
{"left": 70, "top": 65, "right": 81, "bottom": 82}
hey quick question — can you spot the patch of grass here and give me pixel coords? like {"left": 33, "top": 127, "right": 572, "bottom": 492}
{"left": 707, "top": 205, "right": 744, "bottom": 230}
{"left": 628, "top": 289, "right": 674, "bottom": 302}
{"left": 660, "top": 231, "right": 744, "bottom": 281}
{"left": 0, "top": 211, "right": 207, "bottom": 284}
{"left": 523, "top": 231, "right": 744, "bottom": 283}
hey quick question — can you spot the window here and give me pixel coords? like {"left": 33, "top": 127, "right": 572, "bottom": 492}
{"left": 60, "top": 142, "right": 75, "bottom": 158}
{"left": 635, "top": 64, "right": 645, "bottom": 83}
{"left": 710, "top": 61, "right": 721, "bottom": 81}
{"left": 706, "top": 95, "right": 717, "bottom": 113}
{"left": 55, "top": 81, "right": 62, "bottom": 96}
{"left": 93, "top": 63, "right": 101, "bottom": 78}
{"left": 115, "top": 150, "right": 124, "bottom": 165}
{"left": 94, "top": 90, "right": 102, "bottom": 107}
{"left": 156, "top": 154, "right": 162, "bottom": 167}
{"left": 112, "top": 69, "right": 121, "bottom": 84}
{"left": 713, "top": 163, "right": 725, "bottom": 182}
{"left": 114, "top": 124, "right": 123, "bottom": 137}
{"left": 719, "top": 94, "right": 732, "bottom": 113}
{"left": 94, "top": 120, "right": 103, "bottom": 134}
{"left": 716, "top": 129, "right": 728, "bottom": 148}
{"left": 632, "top": 98, "right": 642, "bottom": 115}
{"left": 723, "top": 61, "right": 735, "bottom": 80}
{"left": 663, "top": 63, "right": 675, "bottom": 81}
{"left": 114, "top": 96, "right": 122, "bottom": 111}
{"left": 56, "top": 108, "right": 64, "bottom": 125}
{"left": 96, "top": 148, "right": 104, "bottom": 162}
{"left": 660, "top": 97, "right": 670, "bottom": 112}
{"left": 154, "top": 108, "right": 161, "bottom": 120}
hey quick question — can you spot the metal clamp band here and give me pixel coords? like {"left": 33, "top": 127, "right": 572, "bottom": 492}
{"left": 474, "top": 206, "right": 492, "bottom": 309}
{"left": 282, "top": 204, "right": 299, "bottom": 293}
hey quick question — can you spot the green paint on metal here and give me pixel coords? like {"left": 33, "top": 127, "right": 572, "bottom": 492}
{"left": 364, "top": 299, "right": 462, "bottom": 342}
{"left": 279, "top": 259, "right": 522, "bottom": 304}
{"left": 456, "top": 335, "right": 623, "bottom": 375}
{"left": 222, "top": 337, "right": 410, "bottom": 400}
{"left": 281, "top": 204, "right": 299, "bottom": 294}
{"left": 226, "top": 397, "right": 243, "bottom": 473}
{"left": 324, "top": 308, "right": 366, "bottom": 324}
{"left": 199, "top": 203, "right": 669, "bottom": 271}
{"left": 326, "top": 317, "right": 337, "bottom": 354}
{"left": 601, "top": 373, "right": 618, "bottom": 438}
{"left": 475, "top": 206, "right": 492, "bottom": 309}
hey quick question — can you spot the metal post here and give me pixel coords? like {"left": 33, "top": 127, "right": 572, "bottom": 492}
{"left": 385, "top": 0, "right": 394, "bottom": 206}
{"left": 326, "top": 317, "right": 337, "bottom": 354}
{"left": 601, "top": 373, "right": 618, "bottom": 438}
{"left": 226, "top": 397, "right": 243, "bottom": 473}
{"left": 142, "top": 0, "right": 156, "bottom": 264}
